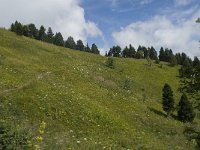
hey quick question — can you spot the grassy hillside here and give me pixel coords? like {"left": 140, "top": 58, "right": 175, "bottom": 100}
{"left": 0, "top": 28, "right": 198, "bottom": 149}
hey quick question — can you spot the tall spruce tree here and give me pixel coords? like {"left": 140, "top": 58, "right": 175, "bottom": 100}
{"left": 46, "top": 27, "right": 54, "bottom": 43}
{"left": 65, "top": 36, "right": 76, "bottom": 49}
{"left": 38, "top": 25, "right": 46, "bottom": 41}
{"left": 28, "top": 23, "right": 38, "bottom": 39}
{"left": 76, "top": 40, "right": 84, "bottom": 51}
{"left": 162, "top": 84, "right": 175, "bottom": 116}
{"left": 91, "top": 43, "right": 99, "bottom": 54}
{"left": 53, "top": 32, "right": 64, "bottom": 46}
{"left": 178, "top": 94, "right": 195, "bottom": 122}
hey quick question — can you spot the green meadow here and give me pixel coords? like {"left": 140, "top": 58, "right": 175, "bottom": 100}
{"left": 0, "top": 28, "right": 199, "bottom": 149}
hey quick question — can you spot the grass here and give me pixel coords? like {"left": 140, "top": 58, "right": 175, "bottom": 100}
{"left": 0, "top": 28, "right": 199, "bottom": 149}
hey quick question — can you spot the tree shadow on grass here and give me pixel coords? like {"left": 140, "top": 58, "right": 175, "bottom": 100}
{"left": 148, "top": 107, "right": 180, "bottom": 121}
{"left": 148, "top": 107, "right": 167, "bottom": 118}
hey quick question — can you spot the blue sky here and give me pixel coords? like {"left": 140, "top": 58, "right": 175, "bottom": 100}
{"left": 0, "top": 0, "right": 200, "bottom": 56}
{"left": 80, "top": 0, "right": 200, "bottom": 56}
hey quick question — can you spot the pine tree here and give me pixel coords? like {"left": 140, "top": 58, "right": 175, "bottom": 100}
{"left": 46, "top": 27, "right": 54, "bottom": 43}
{"left": 91, "top": 43, "right": 100, "bottom": 54}
{"left": 65, "top": 36, "right": 76, "bottom": 49}
{"left": 23, "top": 25, "right": 29, "bottom": 37}
{"left": 162, "top": 84, "right": 175, "bottom": 116}
{"left": 28, "top": 23, "right": 38, "bottom": 39}
{"left": 178, "top": 94, "right": 195, "bottom": 122}
{"left": 10, "top": 23, "right": 16, "bottom": 32}
{"left": 85, "top": 43, "right": 91, "bottom": 52}
{"left": 38, "top": 25, "right": 46, "bottom": 41}
{"left": 53, "top": 32, "right": 64, "bottom": 47}
{"left": 170, "top": 55, "right": 177, "bottom": 67}
{"left": 14, "top": 21, "right": 23, "bottom": 36}
{"left": 76, "top": 40, "right": 84, "bottom": 51}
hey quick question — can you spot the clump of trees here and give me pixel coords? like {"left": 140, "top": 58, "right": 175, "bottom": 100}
{"left": 10, "top": 21, "right": 100, "bottom": 55}
{"left": 162, "top": 84, "right": 195, "bottom": 123}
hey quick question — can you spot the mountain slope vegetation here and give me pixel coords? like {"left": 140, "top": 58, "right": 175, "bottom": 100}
{"left": 0, "top": 28, "right": 198, "bottom": 149}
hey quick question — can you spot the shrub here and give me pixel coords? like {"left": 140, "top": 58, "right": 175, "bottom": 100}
{"left": 106, "top": 57, "right": 115, "bottom": 69}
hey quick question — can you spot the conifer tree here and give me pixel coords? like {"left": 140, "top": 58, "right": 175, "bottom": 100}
{"left": 178, "top": 94, "right": 195, "bottom": 122}
{"left": 85, "top": 43, "right": 91, "bottom": 52}
{"left": 91, "top": 43, "right": 100, "bottom": 54}
{"left": 53, "top": 32, "right": 64, "bottom": 46}
{"left": 65, "top": 36, "right": 76, "bottom": 49}
{"left": 38, "top": 25, "right": 46, "bottom": 41}
{"left": 162, "top": 84, "right": 175, "bottom": 116}
{"left": 76, "top": 40, "right": 84, "bottom": 51}
{"left": 46, "top": 27, "right": 54, "bottom": 43}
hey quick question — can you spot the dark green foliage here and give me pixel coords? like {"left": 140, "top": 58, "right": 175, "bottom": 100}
{"left": 106, "top": 57, "right": 115, "bottom": 69}
{"left": 53, "top": 32, "right": 64, "bottom": 47}
{"left": 178, "top": 94, "right": 195, "bottom": 122}
{"left": 193, "top": 57, "right": 200, "bottom": 68}
{"left": 162, "top": 84, "right": 175, "bottom": 116}
{"left": 170, "top": 55, "right": 177, "bottom": 67}
{"left": 76, "top": 40, "right": 84, "bottom": 51}
{"left": 122, "top": 44, "right": 136, "bottom": 58}
{"left": 10, "top": 23, "right": 16, "bottom": 32}
{"left": 108, "top": 46, "right": 121, "bottom": 57}
{"left": 85, "top": 43, "right": 91, "bottom": 52}
{"left": 0, "top": 121, "right": 30, "bottom": 149}
{"left": 149, "top": 46, "right": 158, "bottom": 60}
{"left": 136, "top": 50, "right": 144, "bottom": 59}
{"left": 91, "top": 43, "right": 100, "bottom": 54}
{"left": 28, "top": 23, "right": 38, "bottom": 39}
{"left": 46, "top": 27, "right": 54, "bottom": 43}
{"left": 196, "top": 18, "right": 200, "bottom": 23}
{"left": 14, "top": 21, "right": 23, "bottom": 36}
{"left": 38, "top": 25, "right": 46, "bottom": 41}
{"left": 23, "top": 25, "right": 29, "bottom": 37}
{"left": 159, "top": 48, "right": 173, "bottom": 62}
{"left": 155, "top": 58, "right": 160, "bottom": 64}
{"left": 179, "top": 58, "right": 193, "bottom": 78}
{"left": 65, "top": 36, "right": 76, "bottom": 49}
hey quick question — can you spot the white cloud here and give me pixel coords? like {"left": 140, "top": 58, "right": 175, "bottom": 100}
{"left": 0, "top": 0, "right": 103, "bottom": 43}
{"left": 174, "top": 0, "right": 193, "bottom": 6}
{"left": 112, "top": 11, "right": 200, "bottom": 57}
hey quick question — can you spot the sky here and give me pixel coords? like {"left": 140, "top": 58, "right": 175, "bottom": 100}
{"left": 0, "top": 0, "right": 200, "bottom": 57}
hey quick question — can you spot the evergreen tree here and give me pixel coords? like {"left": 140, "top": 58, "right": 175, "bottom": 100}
{"left": 122, "top": 46, "right": 129, "bottom": 58}
{"left": 28, "top": 23, "right": 38, "bottom": 39}
{"left": 129, "top": 44, "right": 136, "bottom": 58}
{"left": 91, "top": 43, "right": 100, "bottom": 54}
{"left": 53, "top": 32, "right": 64, "bottom": 46}
{"left": 159, "top": 47, "right": 165, "bottom": 61}
{"left": 65, "top": 36, "right": 76, "bottom": 49}
{"left": 193, "top": 57, "right": 200, "bottom": 68}
{"left": 14, "top": 21, "right": 23, "bottom": 36}
{"left": 178, "top": 94, "right": 195, "bottom": 122}
{"left": 10, "top": 23, "right": 16, "bottom": 32}
{"left": 85, "top": 43, "right": 91, "bottom": 52}
{"left": 76, "top": 40, "right": 84, "bottom": 51}
{"left": 108, "top": 46, "right": 121, "bottom": 57}
{"left": 46, "top": 27, "right": 54, "bottom": 43}
{"left": 149, "top": 46, "right": 158, "bottom": 60}
{"left": 136, "top": 50, "right": 144, "bottom": 59}
{"left": 22, "top": 25, "right": 29, "bottom": 37}
{"left": 170, "top": 55, "right": 177, "bottom": 67}
{"left": 38, "top": 25, "right": 46, "bottom": 41}
{"left": 162, "top": 84, "right": 175, "bottom": 116}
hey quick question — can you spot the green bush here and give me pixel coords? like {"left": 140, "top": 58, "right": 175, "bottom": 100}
{"left": 106, "top": 57, "right": 115, "bottom": 69}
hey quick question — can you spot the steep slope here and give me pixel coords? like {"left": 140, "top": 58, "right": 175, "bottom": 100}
{"left": 0, "top": 28, "right": 197, "bottom": 149}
